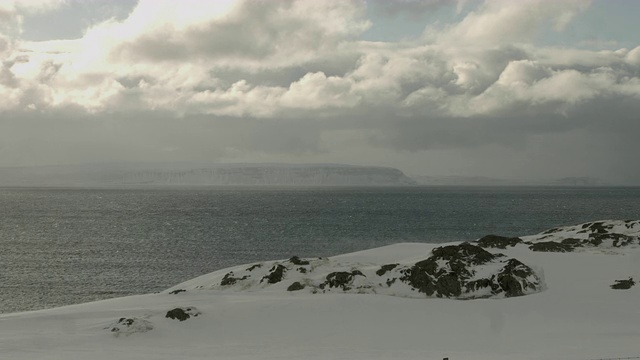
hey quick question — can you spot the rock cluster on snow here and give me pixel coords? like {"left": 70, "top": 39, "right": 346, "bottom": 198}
{"left": 393, "top": 243, "right": 539, "bottom": 298}
{"left": 477, "top": 220, "right": 640, "bottom": 253}
{"left": 526, "top": 220, "right": 640, "bottom": 250}
{"left": 164, "top": 220, "right": 639, "bottom": 303}
{"left": 175, "top": 243, "right": 542, "bottom": 300}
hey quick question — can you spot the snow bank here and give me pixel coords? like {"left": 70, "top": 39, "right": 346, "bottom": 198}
{"left": 1, "top": 220, "right": 639, "bottom": 360}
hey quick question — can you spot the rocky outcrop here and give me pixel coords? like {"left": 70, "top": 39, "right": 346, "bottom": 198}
{"left": 106, "top": 317, "right": 153, "bottom": 337}
{"left": 165, "top": 307, "right": 200, "bottom": 321}
{"left": 528, "top": 241, "right": 574, "bottom": 253}
{"left": 287, "top": 282, "right": 305, "bottom": 291}
{"left": 395, "top": 243, "right": 540, "bottom": 298}
{"left": 525, "top": 220, "right": 640, "bottom": 250}
{"left": 476, "top": 235, "right": 523, "bottom": 249}
{"left": 261, "top": 265, "right": 287, "bottom": 284}
{"left": 319, "top": 271, "right": 366, "bottom": 291}
{"left": 611, "top": 278, "right": 635, "bottom": 290}
{"left": 182, "top": 244, "right": 542, "bottom": 300}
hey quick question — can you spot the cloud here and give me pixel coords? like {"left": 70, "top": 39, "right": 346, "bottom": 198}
{"left": 0, "top": 0, "right": 639, "bottom": 183}
{"left": 0, "top": 0, "right": 68, "bottom": 34}
{"left": 370, "top": 0, "right": 458, "bottom": 19}
{"left": 431, "top": 0, "right": 591, "bottom": 45}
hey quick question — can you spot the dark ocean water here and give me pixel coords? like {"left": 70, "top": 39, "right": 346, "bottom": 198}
{"left": 1, "top": 186, "right": 639, "bottom": 313}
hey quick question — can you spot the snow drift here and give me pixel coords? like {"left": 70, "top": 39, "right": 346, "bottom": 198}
{"left": 1, "top": 220, "right": 639, "bottom": 360}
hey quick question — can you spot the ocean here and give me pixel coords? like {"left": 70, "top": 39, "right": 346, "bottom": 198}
{"left": 1, "top": 186, "right": 639, "bottom": 313}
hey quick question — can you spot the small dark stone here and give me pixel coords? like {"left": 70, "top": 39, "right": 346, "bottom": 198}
{"left": 529, "top": 241, "right": 573, "bottom": 252}
{"left": 287, "top": 282, "right": 306, "bottom": 291}
{"left": 297, "top": 267, "right": 307, "bottom": 274}
{"left": 289, "top": 256, "right": 310, "bottom": 265}
{"left": 166, "top": 308, "right": 191, "bottom": 321}
{"left": 169, "top": 289, "right": 186, "bottom": 295}
{"left": 611, "top": 278, "right": 635, "bottom": 290}
{"left": 476, "top": 235, "right": 523, "bottom": 249}
{"left": 376, "top": 264, "right": 398, "bottom": 276}
{"left": 117, "top": 318, "right": 134, "bottom": 326}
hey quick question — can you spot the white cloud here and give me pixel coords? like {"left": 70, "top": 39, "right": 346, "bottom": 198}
{"left": 1, "top": 0, "right": 640, "bottom": 181}
{"left": 1, "top": 0, "right": 637, "bottom": 120}
{"left": 432, "top": 0, "right": 591, "bottom": 45}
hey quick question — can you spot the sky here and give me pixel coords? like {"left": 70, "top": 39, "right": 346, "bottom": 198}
{"left": 0, "top": 0, "right": 639, "bottom": 184}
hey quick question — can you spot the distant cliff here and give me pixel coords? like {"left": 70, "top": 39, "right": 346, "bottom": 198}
{"left": 0, "top": 163, "right": 416, "bottom": 187}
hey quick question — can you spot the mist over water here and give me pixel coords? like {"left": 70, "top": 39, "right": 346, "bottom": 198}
{"left": 2, "top": 186, "right": 639, "bottom": 313}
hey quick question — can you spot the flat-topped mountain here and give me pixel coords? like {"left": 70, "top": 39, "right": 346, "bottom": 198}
{"left": 0, "top": 163, "right": 417, "bottom": 187}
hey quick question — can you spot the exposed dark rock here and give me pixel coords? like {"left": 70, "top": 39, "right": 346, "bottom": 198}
{"left": 560, "top": 238, "right": 584, "bottom": 248}
{"left": 169, "top": 289, "right": 186, "bottom": 295}
{"left": 432, "top": 242, "right": 498, "bottom": 265}
{"left": 107, "top": 317, "right": 153, "bottom": 336}
{"left": 466, "top": 278, "right": 499, "bottom": 294}
{"left": 221, "top": 272, "right": 248, "bottom": 286}
{"left": 435, "top": 273, "right": 462, "bottom": 297}
{"left": 376, "top": 264, "right": 398, "bottom": 276}
{"left": 583, "top": 221, "right": 611, "bottom": 234}
{"left": 287, "top": 282, "right": 306, "bottom": 291}
{"left": 262, "top": 264, "right": 287, "bottom": 284}
{"left": 319, "top": 270, "right": 365, "bottom": 291}
{"left": 399, "top": 243, "right": 498, "bottom": 297}
{"left": 476, "top": 235, "right": 523, "bottom": 249}
{"left": 497, "top": 274, "right": 524, "bottom": 297}
{"left": 400, "top": 265, "right": 437, "bottom": 295}
{"left": 397, "top": 243, "right": 540, "bottom": 298}
{"left": 586, "top": 236, "right": 603, "bottom": 247}
{"left": 246, "top": 264, "right": 262, "bottom": 271}
{"left": 529, "top": 241, "right": 574, "bottom": 252}
{"left": 497, "top": 259, "right": 536, "bottom": 297}
{"left": 611, "top": 278, "right": 635, "bottom": 290}
{"left": 165, "top": 307, "right": 200, "bottom": 321}
{"left": 289, "top": 256, "right": 310, "bottom": 266}
{"left": 297, "top": 267, "right": 307, "bottom": 274}
{"left": 588, "top": 233, "right": 638, "bottom": 247}
{"left": 117, "top": 318, "right": 134, "bottom": 327}
{"left": 542, "top": 227, "right": 562, "bottom": 235}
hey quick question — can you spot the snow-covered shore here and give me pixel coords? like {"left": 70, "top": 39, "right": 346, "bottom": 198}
{"left": 1, "top": 220, "right": 639, "bottom": 360}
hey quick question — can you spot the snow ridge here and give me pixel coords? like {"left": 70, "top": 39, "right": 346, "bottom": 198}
{"left": 168, "top": 243, "right": 543, "bottom": 300}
